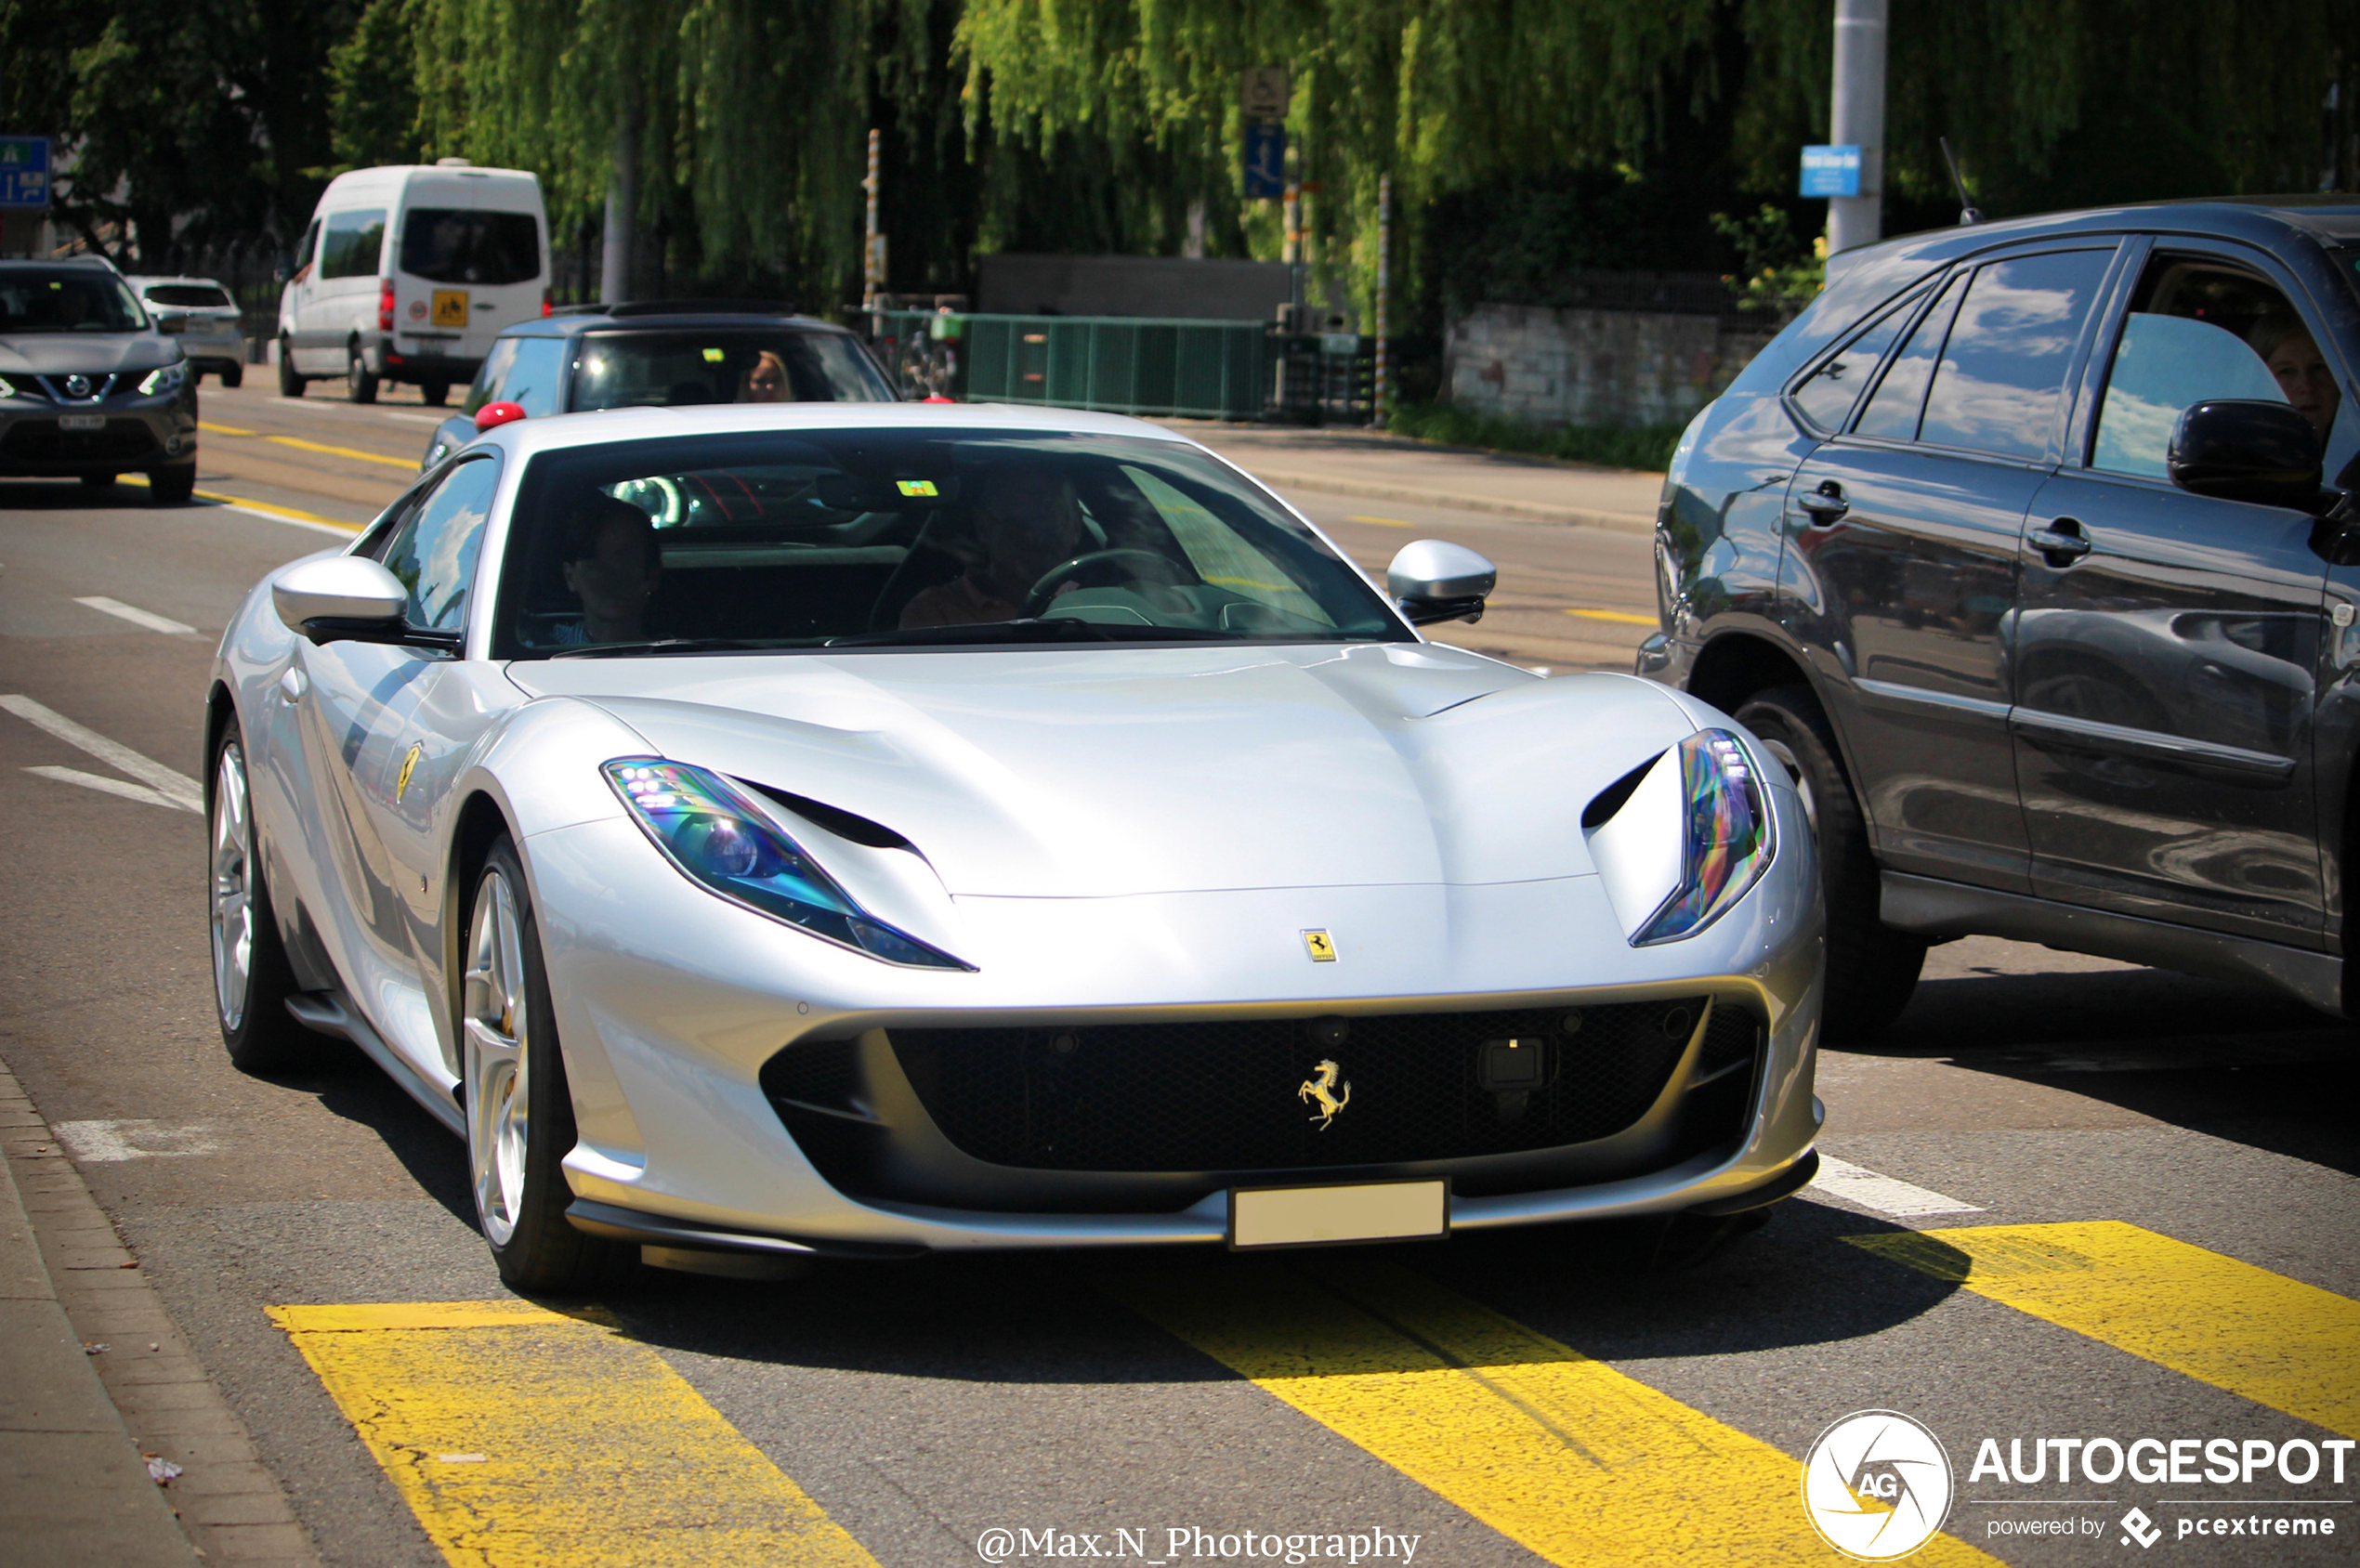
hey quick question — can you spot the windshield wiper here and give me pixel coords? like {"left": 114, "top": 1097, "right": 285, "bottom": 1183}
{"left": 545, "top": 635, "right": 798, "bottom": 660}
{"left": 824, "top": 620, "right": 1217, "bottom": 649}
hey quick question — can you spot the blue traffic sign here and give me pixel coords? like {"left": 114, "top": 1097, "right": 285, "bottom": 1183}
{"left": 1242, "top": 123, "right": 1285, "bottom": 200}
{"left": 0, "top": 137, "right": 50, "bottom": 209}
{"left": 1800, "top": 144, "right": 1861, "bottom": 199}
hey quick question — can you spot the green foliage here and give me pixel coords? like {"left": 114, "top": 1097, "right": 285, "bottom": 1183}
{"left": 1710, "top": 203, "right": 1822, "bottom": 314}
{"left": 329, "top": 0, "right": 424, "bottom": 172}
{"left": 1387, "top": 400, "right": 1685, "bottom": 471}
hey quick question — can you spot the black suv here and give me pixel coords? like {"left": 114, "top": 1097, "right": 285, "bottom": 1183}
{"left": 1640, "top": 197, "right": 2360, "bottom": 1039}
{"left": 0, "top": 257, "right": 200, "bottom": 503}
{"left": 418, "top": 301, "right": 898, "bottom": 468}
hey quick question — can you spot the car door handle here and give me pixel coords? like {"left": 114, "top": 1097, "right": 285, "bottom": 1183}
{"left": 1796, "top": 481, "right": 1849, "bottom": 524}
{"left": 2027, "top": 517, "right": 2092, "bottom": 565}
{"left": 279, "top": 666, "right": 308, "bottom": 703}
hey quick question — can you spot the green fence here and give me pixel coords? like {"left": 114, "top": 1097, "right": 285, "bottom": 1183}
{"left": 877, "top": 311, "right": 1269, "bottom": 420}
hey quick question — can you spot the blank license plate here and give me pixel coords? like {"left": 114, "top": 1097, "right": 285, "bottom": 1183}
{"left": 1229, "top": 1180, "right": 1448, "bottom": 1250}
{"left": 59, "top": 414, "right": 104, "bottom": 432}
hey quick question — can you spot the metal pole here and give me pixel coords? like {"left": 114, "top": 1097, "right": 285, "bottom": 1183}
{"left": 863, "top": 127, "right": 882, "bottom": 323}
{"left": 1827, "top": 0, "right": 1887, "bottom": 255}
{"left": 601, "top": 73, "right": 640, "bottom": 304}
{"left": 1373, "top": 173, "right": 1391, "bottom": 426}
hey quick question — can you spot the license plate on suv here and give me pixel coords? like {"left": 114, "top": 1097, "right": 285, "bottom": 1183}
{"left": 59, "top": 414, "right": 105, "bottom": 432}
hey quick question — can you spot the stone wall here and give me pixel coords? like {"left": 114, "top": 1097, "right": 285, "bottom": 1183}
{"left": 1444, "top": 302, "right": 1780, "bottom": 429}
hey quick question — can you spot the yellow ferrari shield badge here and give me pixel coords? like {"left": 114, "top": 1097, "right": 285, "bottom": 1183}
{"left": 395, "top": 742, "right": 423, "bottom": 803}
{"left": 430, "top": 290, "right": 468, "bottom": 328}
{"left": 1301, "top": 929, "right": 1337, "bottom": 962}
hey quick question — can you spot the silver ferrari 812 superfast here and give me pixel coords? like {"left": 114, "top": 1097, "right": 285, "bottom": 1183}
{"left": 204, "top": 403, "right": 1825, "bottom": 1289}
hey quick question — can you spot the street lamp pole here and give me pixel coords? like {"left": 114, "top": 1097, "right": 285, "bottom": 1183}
{"left": 1374, "top": 172, "right": 1391, "bottom": 426}
{"left": 1827, "top": 0, "right": 1887, "bottom": 255}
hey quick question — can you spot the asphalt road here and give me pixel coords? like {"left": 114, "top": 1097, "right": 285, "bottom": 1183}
{"left": 0, "top": 399, "right": 2355, "bottom": 1568}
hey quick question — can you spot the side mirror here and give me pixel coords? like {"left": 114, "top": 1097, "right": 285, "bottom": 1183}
{"left": 2170, "top": 400, "right": 2322, "bottom": 510}
{"left": 1387, "top": 539, "right": 1497, "bottom": 626}
{"left": 474, "top": 400, "right": 527, "bottom": 432}
{"left": 272, "top": 556, "right": 410, "bottom": 645}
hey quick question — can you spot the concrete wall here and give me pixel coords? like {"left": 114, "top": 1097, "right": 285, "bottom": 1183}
{"left": 1444, "top": 302, "right": 1779, "bottom": 430}
{"left": 977, "top": 254, "right": 1293, "bottom": 322}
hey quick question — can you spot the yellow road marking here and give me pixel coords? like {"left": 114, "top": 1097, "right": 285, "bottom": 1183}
{"left": 1850, "top": 1222, "right": 2360, "bottom": 1437}
{"left": 117, "top": 473, "right": 361, "bottom": 531}
{"left": 198, "top": 420, "right": 256, "bottom": 436}
{"left": 1346, "top": 515, "right": 1414, "bottom": 528}
{"left": 1105, "top": 1261, "right": 1999, "bottom": 1567}
{"left": 270, "top": 1300, "right": 882, "bottom": 1568}
{"left": 1563, "top": 607, "right": 1659, "bottom": 625}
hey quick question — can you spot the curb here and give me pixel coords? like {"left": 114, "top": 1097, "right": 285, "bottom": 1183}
{"left": 1237, "top": 466, "right": 1660, "bottom": 535}
{"left": 0, "top": 1059, "right": 321, "bottom": 1566}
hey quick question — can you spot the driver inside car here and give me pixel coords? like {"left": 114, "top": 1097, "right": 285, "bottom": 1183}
{"left": 552, "top": 495, "right": 662, "bottom": 646}
{"left": 899, "top": 465, "right": 1086, "bottom": 629}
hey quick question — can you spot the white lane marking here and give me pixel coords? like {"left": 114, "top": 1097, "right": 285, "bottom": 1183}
{"left": 52, "top": 1119, "right": 222, "bottom": 1162}
{"left": 24, "top": 765, "right": 191, "bottom": 812}
{"left": 263, "top": 399, "right": 446, "bottom": 426}
{"left": 209, "top": 502, "right": 360, "bottom": 539}
{"left": 0, "top": 695, "right": 204, "bottom": 812}
{"left": 73, "top": 595, "right": 196, "bottom": 635}
{"left": 1807, "top": 1154, "right": 1986, "bottom": 1218}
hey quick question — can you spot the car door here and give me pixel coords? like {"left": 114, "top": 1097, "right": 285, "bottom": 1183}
{"left": 291, "top": 454, "right": 503, "bottom": 1083}
{"left": 1784, "top": 242, "right": 2120, "bottom": 893}
{"left": 302, "top": 207, "right": 386, "bottom": 372}
{"left": 281, "top": 218, "right": 321, "bottom": 361}
{"left": 2013, "top": 239, "right": 2360, "bottom": 947}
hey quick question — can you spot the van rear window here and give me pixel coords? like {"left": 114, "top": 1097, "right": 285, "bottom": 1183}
{"left": 400, "top": 209, "right": 541, "bottom": 286}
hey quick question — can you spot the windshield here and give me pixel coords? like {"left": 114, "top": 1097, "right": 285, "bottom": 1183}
{"left": 400, "top": 208, "right": 541, "bottom": 285}
{"left": 141, "top": 283, "right": 235, "bottom": 308}
{"left": 0, "top": 269, "right": 148, "bottom": 333}
{"left": 569, "top": 330, "right": 894, "bottom": 409}
{"left": 493, "top": 430, "right": 1407, "bottom": 658}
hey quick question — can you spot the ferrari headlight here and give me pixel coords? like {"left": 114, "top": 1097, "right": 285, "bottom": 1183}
{"left": 604, "top": 758, "right": 969, "bottom": 970}
{"left": 1583, "top": 728, "right": 1774, "bottom": 946}
{"left": 138, "top": 361, "right": 187, "bottom": 397}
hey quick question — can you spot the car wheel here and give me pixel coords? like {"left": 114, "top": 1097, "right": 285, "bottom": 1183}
{"left": 1734, "top": 685, "right": 1926, "bottom": 1040}
{"left": 421, "top": 381, "right": 450, "bottom": 407}
{"left": 346, "top": 345, "right": 379, "bottom": 404}
{"left": 80, "top": 472, "right": 115, "bottom": 489}
{"left": 148, "top": 465, "right": 196, "bottom": 505}
{"left": 220, "top": 363, "right": 243, "bottom": 389}
{"left": 277, "top": 338, "right": 304, "bottom": 397}
{"left": 210, "top": 721, "right": 317, "bottom": 1073}
{"left": 463, "top": 838, "right": 621, "bottom": 1292}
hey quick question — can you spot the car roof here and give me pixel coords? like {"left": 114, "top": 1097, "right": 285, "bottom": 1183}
{"left": 467, "top": 400, "right": 1200, "bottom": 463}
{"left": 123, "top": 275, "right": 230, "bottom": 289}
{"left": 1829, "top": 196, "right": 2360, "bottom": 283}
{"left": 0, "top": 255, "right": 121, "bottom": 271}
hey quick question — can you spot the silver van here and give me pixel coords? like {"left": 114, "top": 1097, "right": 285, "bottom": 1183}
{"left": 276, "top": 161, "right": 549, "bottom": 405}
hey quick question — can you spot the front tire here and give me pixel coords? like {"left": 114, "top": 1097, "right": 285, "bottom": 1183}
{"left": 210, "top": 721, "right": 316, "bottom": 1073}
{"left": 277, "top": 338, "right": 304, "bottom": 397}
{"left": 220, "top": 362, "right": 244, "bottom": 389}
{"left": 148, "top": 464, "right": 196, "bottom": 505}
{"left": 346, "top": 344, "right": 379, "bottom": 404}
{"left": 1734, "top": 685, "right": 1926, "bottom": 1040}
{"left": 463, "top": 838, "right": 620, "bottom": 1292}
{"left": 421, "top": 381, "right": 450, "bottom": 407}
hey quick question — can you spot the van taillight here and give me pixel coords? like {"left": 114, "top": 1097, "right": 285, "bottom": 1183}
{"left": 542, "top": 287, "right": 553, "bottom": 318}
{"left": 378, "top": 279, "right": 396, "bottom": 332}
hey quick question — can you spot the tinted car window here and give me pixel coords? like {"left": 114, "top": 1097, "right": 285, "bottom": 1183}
{"left": 1855, "top": 272, "right": 1964, "bottom": 441}
{"left": 400, "top": 209, "right": 540, "bottom": 286}
{"left": 381, "top": 457, "right": 499, "bottom": 632}
{"left": 500, "top": 337, "right": 567, "bottom": 416}
{"left": 0, "top": 269, "right": 148, "bottom": 333}
{"left": 461, "top": 338, "right": 518, "bottom": 417}
{"left": 1790, "top": 292, "right": 1921, "bottom": 432}
{"left": 321, "top": 210, "right": 387, "bottom": 281}
{"left": 142, "top": 283, "right": 234, "bottom": 308}
{"left": 568, "top": 331, "right": 894, "bottom": 410}
{"left": 2091, "top": 314, "right": 2286, "bottom": 479}
{"left": 1917, "top": 250, "right": 2112, "bottom": 460}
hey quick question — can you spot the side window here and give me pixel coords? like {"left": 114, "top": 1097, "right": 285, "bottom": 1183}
{"left": 462, "top": 338, "right": 519, "bottom": 416}
{"left": 320, "top": 209, "right": 388, "bottom": 281}
{"left": 500, "top": 337, "right": 567, "bottom": 417}
{"left": 2091, "top": 316, "right": 2285, "bottom": 478}
{"left": 379, "top": 458, "right": 500, "bottom": 632}
{"left": 293, "top": 220, "right": 321, "bottom": 281}
{"left": 1855, "top": 272, "right": 1965, "bottom": 441}
{"left": 1789, "top": 290, "right": 1922, "bottom": 432}
{"left": 1917, "top": 249, "right": 2113, "bottom": 461}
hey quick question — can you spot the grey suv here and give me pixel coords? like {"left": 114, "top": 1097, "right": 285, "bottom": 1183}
{"left": 1641, "top": 197, "right": 2360, "bottom": 1039}
{"left": 0, "top": 258, "right": 200, "bottom": 502}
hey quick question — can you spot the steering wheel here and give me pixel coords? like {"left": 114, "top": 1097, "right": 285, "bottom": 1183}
{"left": 1019, "top": 549, "right": 1190, "bottom": 618}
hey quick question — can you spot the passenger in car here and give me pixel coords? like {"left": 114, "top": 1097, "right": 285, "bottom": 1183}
{"left": 899, "top": 466, "right": 1084, "bottom": 629}
{"left": 554, "top": 496, "right": 662, "bottom": 646}
{"left": 738, "top": 351, "right": 791, "bottom": 403}
{"left": 2256, "top": 315, "right": 2342, "bottom": 440}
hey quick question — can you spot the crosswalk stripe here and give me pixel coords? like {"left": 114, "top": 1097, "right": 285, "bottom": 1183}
{"left": 1104, "top": 1260, "right": 2000, "bottom": 1567}
{"left": 270, "top": 1300, "right": 882, "bottom": 1568}
{"left": 1847, "top": 1222, "right": 2360, "bottom": 1437}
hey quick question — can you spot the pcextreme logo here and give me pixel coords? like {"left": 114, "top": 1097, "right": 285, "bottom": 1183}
{"left": 1802, "top": 1410, "right": 1957, "bottom": 1561}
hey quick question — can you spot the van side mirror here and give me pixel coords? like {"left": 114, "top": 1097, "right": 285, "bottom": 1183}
{"left": 1386, "top": 539, "right": 1497, "bottom": 626}
{"left": 2170, "top": 400, "right": 2323, "bottom": 510}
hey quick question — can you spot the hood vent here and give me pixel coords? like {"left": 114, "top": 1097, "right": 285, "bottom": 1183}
{"left": 747, "top": 781, "right": 915, "bottom": 852}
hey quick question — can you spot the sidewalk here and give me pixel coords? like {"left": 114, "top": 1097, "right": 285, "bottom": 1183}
{"left": 1156, "top": 421, "right": 1665, "bottom": 532}
{"left": 0, "top": 1061, "right": 317, "bottom": 1566}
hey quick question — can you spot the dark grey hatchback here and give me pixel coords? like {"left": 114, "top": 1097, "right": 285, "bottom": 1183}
{"left": 1640, "top": 197, "right": 2360, "bottom": 1039}
{"left": 0, "top": 258, "right": 200, "bottom": 502}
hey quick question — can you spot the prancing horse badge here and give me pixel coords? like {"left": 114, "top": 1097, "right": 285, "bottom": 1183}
{"left": 395, "top": 741, "right": 423, "bottom": 803}
{"left": 1301, "top": 929, "right": 1336, "bottom": 962}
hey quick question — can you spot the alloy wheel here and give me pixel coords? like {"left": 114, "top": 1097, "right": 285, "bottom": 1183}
{"left": 463, "top": 871, "right": 531, "bottom": 1247}
{"left": 208, "top": 743, "right": 255, "bottom": 1029}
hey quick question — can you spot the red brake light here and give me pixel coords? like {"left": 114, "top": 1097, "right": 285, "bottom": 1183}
{"left": 377, "top": 279, "right": 396, "bottom": 332}
{"left": 542, "top": 288, "right": 553, "bottom": 319}
{"left": 474, "top": 400, "right": 528, "bottom": 432}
